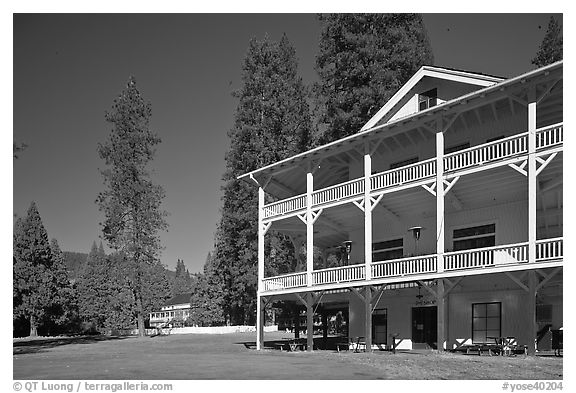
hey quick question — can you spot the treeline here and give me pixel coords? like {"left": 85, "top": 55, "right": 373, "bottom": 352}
{"left": 13, "top": 202, "right": 174, "bottom": 337}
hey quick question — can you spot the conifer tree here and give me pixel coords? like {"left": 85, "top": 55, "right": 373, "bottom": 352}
{"left": 172, "top": 259, "right": 192, "bottom": 296}
{"left": 532, "top": 16, "right": 563, "bottom": 68}
{"left": 213, "top": 34, "right": 312, "bottom": 325}
{"left": 97, "top": 76, "right": 168, "bottom": 336}
{"left": 13, "top": 202, "right": 55, "bottom": 336}
{"left": 76, "top": 241, "right": 109, "bottom": 330}
{"left": 189, "top": 252, "right": 225, "bottom": 326}
{"left": 313, "top": 13, "right": 434, "bottom": 144}
{"left": 46, "top": 239, "right": 77, "bottom": 334}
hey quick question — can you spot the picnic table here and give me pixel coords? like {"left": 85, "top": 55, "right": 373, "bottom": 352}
{"left": 336, "top": 337, "right": 366, "bottom": 353}
{"left": 486, "top": 337, "right": 526, "bottom": 356}
{"left": 275, "top": 338, "right": 306, "bottom": 351}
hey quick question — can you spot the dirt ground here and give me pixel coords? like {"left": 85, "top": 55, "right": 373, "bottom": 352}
{"left": 13, "top": 331, "right": 563, "bottom": 380}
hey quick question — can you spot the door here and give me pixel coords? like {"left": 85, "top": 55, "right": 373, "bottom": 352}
{"left": 372, "top": 309, "right": 387, "bottom": 345}
{"left": 412, "top": 306, "right": 437, "bottom": 349}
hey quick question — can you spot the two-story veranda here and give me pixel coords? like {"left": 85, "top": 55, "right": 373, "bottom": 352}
{"left": 239, "top": 61, "right": 563, "bottom": 354}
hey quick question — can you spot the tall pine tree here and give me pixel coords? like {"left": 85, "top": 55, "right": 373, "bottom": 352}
{"left": 97, "top": 76, "right": 168, "bottom": 336}
{"left": 213, "top": 34, "right": 313, "bottom": 325}
{"left": 532, "top": 16, "right": 562, "bottom": 68}
{"left": 313, "top": 13, "right": 434, "bottom": 144}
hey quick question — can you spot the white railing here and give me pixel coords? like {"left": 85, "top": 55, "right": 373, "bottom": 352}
{"left": 261, "top": 239, "right": 563, "bottom": 293}
{"left": 371, "top": 255, "right": 437, "bottom": 279}
{"left": 444, "top": 242, "right": 529, "bottom": 271}
{"left": 536, "top": 237, "right": 563, "bottom": 261}
{"left": 311, "top": 264, "right": 365, "bottom": 285}
{"left": 536, "top": 123, "right": 563, "bottom": 150}
{"left": 371, "top": 158, "right": 436, "bottom": 191}
{"left": 262, "top": 272, "right": 308, "bottom": 291}
{"left": 444, "top": 133, "right": 528, "bottom": 173}
{"left": 263, "top": 193, "right": 307, "bottom": 219}
{"left": 312, "top": 177, "right": 365, "bottom": 207}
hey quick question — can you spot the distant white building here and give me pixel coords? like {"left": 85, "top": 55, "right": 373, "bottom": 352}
{"left": 239, "top": 62, "right": 563, "bottom": 354}
{"left": 149, "top": 293, "right": 192, "bottom": 327}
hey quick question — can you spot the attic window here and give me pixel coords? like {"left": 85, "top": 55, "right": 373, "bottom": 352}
{"left": 418, "top": 88, "right": 437, "bottom": 111}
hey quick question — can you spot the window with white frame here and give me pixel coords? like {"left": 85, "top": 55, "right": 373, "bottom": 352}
{"left": 472, "top": 302, "right": 501, "bottom": 344}
{"left": 453, "top": 223, "right": 495, "bottom": 251}
{"left": 418, "top": 88, "right": 437, "bottom": 111}
{"left": 373, "top": 238, "right": 404, "bottom": 262}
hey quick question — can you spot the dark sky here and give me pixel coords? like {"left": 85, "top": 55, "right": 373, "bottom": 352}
{"left": 13, "top": 13, "right": 561, "bottom": 273}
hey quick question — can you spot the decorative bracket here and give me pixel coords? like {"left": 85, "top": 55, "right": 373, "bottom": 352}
{"left": 261, "top": 222, "right": 272, "bottom": 236}
{"left": 353, "top": 199, "right": 365, "bottom": 212}
{"left": 535, "top": 153, "right": 558, "bottom": 177}
{"left": 311, "top": 209, "right": 323, "bottom": 225}
{"left": 508, "top": 160, "right": 528, "bottom": 177}
{"left": 443, "top": 176, "right": 460, "bottom": 196}
{"left": 297, "top": 213, "right": 307, "bottom": 225}
{"left": 422, "top": 181, "right": 437, "bottom": 197}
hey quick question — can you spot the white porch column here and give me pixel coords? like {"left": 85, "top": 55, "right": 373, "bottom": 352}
{"left": 436, "top": 132, "right": 445, "bottom": 272}
{"left": 364, "top": 148, "right": 372, "bottom": 280}
{"left": 306, "top": 171, "right": 314, "bottom": 286}
{"left": 528, "top": 99, "right": 537, "bottom": 264}
{"left": 256, "top": 187, "right": 265, "bottom": 350}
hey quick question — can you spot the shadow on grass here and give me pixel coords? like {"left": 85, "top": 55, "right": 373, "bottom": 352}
{"left": 13, "top": 335, "right": 130, "bottom": 355}
{"left": 236, "top": 336, "right": 348, "bottom": 351}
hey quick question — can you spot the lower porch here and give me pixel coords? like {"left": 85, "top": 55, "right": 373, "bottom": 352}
{"left": 256, "top": 267, "right": 563, "bottom": 355}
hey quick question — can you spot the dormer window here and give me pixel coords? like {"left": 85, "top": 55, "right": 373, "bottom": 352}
{"left": 418, "top": 88, "right": 437, "bottom": 111}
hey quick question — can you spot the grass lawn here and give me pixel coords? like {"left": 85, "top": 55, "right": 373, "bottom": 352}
{"left": 13, "top": 331, "right": 563, "bottom": 380}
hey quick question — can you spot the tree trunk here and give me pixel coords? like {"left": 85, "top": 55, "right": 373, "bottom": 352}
{"left": 135, "top": 291, "right": 145, "bottom": 337}
{"left": 29, "top": 315, "right": 38, "bottom": 337}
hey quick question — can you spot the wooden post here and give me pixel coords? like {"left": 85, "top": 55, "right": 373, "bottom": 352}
{"left": 365, "top": 286, "right": 372, "bottom": 352}
{"left": 306, "top": 294, "right": 314, "bottom": 351}
{"left": 436, "top": 279, "right": 446, "bottom": 351}
{"left": 321, "top": 310, "right": 328, "bottom": 350}
{"left": 527, "top": 271, "right": 538, "bottom": 355}
{"left": 306, "top": 170, "right": 314, "bottom": 286}
{"left": 256, "top": 296, "right": 265, "bottom": 351}
{"left": 528, "top": 98, "right": 537, "bottom": 265}
{"left": 256, "top": 187, "right": 265, "bottom": 350}
{"left": 436, "top": 132, "right": 445, "bottom": 272}
{"left": 364, "top": 146, "right": 372, "bottom": 280}
{"left": 294, "top": 304, "right": 300, "bottom": 339}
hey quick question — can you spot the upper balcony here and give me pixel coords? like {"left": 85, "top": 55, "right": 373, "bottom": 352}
{"left": 262, "top": 237, "right": 563, "bottom": 294}
{"left": 262, "top": 123, "right": 563, "bottom": 222}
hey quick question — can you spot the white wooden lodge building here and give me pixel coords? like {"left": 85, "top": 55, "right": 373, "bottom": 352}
{"left": 239, "top": 61, "right": 563, "bottom": 354}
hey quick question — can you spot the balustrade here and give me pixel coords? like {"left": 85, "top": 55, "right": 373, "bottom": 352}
{"left": 536, "top": 237, "right": 563, "bottom": 261}
{"left": 262, "top": 272, "right": 307, "bottom": 291}
{"left": 312, "top": 178, "right": 365, "bottom": 207}
{"left": 311, "top": 264, "right": 365, "bottom": 285}
{"left": 263, "top": 194, "right": 306, "bottom": 219}
{"left": 371, "top": 158, "right": 436, "bottom": 191}
{"left": 444, "top": 133, "right": 528, "bottom": 173}
{"left": 536, "top": 123, "right": 563, "bottom": 150}
{"left": 371, "top": 255, "right": 437, "bottom": 279}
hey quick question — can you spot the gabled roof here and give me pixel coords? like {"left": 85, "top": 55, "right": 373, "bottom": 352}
{"left": 360, "top": 65, "right": 505, "bottom": 131}
{"left": 164, "top": 293, "right": 192, "bottom": 306}
{"left": 237, "top": 61, "right": 562, "bottom": 187}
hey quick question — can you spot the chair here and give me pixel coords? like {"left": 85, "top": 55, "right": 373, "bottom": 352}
{"left": 353, "top": 336, "right": 367, "bottom": 353}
